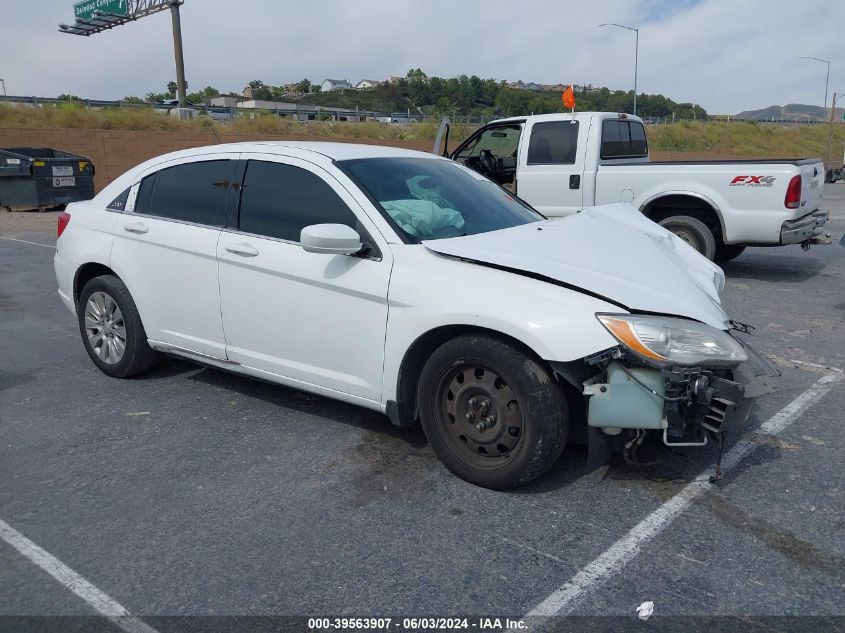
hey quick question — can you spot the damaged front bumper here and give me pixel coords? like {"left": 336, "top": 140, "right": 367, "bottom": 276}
{"left": 577, "top": 338, "right": 779, "bottom": 470}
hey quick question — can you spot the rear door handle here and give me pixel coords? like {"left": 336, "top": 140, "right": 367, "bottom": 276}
{"left": 123, "top": 221, "right": 149, "bottom": 234}
{"left": 224, "top": 243, "right": 259, "bottom": 257}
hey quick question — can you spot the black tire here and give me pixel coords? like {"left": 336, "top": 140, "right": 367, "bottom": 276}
{"left": 77, "top": 275, "right": 158, "bottom": 378}
{"left": 714, "top": 243, "right": 747, "bottom": 263}
{"left": 658, "top": 215, "right": 717, "bottom": 260}
{"left": 417, "top": 335, "right": 568, "bottom": 489}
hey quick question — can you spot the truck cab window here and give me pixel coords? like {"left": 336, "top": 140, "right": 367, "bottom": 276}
{"left": 527, "top": 121, "right": 580, "bottom": 165}
{"left": 601, "top": 120, "right": 649, "bottom": 159}
{"left": 453, "top": 125, "right": 522, "bottom": 187}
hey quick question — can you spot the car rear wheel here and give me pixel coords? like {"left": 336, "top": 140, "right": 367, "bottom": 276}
{"left": 78, "top": 275, "right": 158, "bottom": 378}
{"left": 714, "top": 243, "right": 747, "bottom": 263}
{"left": 658, "top": 215, "right": 716, "bottom": 260}
{"left": 418, "top": 335, "right": 567, "bottom": 489}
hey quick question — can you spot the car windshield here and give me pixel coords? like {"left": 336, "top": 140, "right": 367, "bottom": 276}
{"left": 337, "top": 157, "right": 543, "bottom": 242}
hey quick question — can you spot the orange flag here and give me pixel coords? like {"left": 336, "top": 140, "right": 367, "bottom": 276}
{"left": 562, "top": 84, "right": 576, "bottom": 110}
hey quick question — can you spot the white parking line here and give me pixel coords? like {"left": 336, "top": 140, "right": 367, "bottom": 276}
{"left": 525, "top": 372, "right": 842, "bottom": 616}
{"left": 0, "top": 518, "right": 159, "bottom": 633}
{"left": 0, "top": 236, "right": 55, "bottom": 248}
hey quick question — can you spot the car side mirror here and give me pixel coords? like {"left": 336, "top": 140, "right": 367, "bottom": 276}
{"left": 300, "top": 224, "right": 363, "bottom": 255}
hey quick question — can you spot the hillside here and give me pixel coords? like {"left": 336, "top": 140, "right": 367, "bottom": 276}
{"left": 736, "top": 103, "right": 845, "bottom": 122}
{"left": 245, "top": 74, "right": 708, "bottom": 120}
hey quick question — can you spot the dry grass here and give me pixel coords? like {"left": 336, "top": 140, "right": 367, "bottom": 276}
{"left": 3, "top": 104, "right": 843, "bottom": 160}
{"left": 649, "top": 120, "right": 845, "bottom": 160}
{"left": 0, "top": 103, "right": 474, "bottom": 141}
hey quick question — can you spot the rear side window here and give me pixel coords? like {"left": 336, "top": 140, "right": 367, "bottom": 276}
{"left": 238, "top": 160, "right": 357, "bottom": 242}
{"left": 527, "top": 121, "right": 579, "bottom": 165}
{"left": 134, "top": 160, "right": 234, "bottom": 226}
{"left": 106, "top": 188, "right": 130, "bottom": 212}
{"left": 601, "top": 120, "right": 648, "bottom": 159}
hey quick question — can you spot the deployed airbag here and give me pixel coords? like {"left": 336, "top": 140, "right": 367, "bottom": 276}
{"left": 382, "top": 199, "right": 465, "bottom": 239}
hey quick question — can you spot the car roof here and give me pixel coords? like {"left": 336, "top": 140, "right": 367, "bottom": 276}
{"left": 178, "top": 141, "right": 436, "bottom": 161}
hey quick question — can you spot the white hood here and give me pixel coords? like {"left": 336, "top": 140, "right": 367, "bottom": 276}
{"left": 424, "top": 203, "right": 729, "bottom": 329}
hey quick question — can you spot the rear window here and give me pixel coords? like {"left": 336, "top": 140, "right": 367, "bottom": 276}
{"left": 601, "top": 120, "right": 648, "bottom": 159}
{"left": 134, "top": 160, "right": 235, "bottom": 226}
{"left": 527, "top": 121, "right": 579, "bottom": 165}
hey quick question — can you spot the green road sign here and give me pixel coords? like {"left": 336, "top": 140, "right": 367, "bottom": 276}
{"left": 73, "top": 0, "right": 128, "bottom": 21}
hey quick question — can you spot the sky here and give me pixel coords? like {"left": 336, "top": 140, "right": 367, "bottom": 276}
{"left": 1, "top": 0, "right": 842, "bottom": 115}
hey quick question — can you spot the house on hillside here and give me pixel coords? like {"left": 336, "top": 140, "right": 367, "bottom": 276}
{"left": 507, "top": 80, "right": 544, "bottom": 91}
{"left": 321, "top": 79, "right": 352, "bottom": 92}
{"left": 356, "top": 79, "right": 381, "bottom": 90}
{"left": 544, "top": 83, "right": 568, "bottom": 93}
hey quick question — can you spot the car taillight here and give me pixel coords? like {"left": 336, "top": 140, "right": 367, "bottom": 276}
{"left": 57, "top": 212, "right": 71, "bottom": 238}
{"left": 784, "top": 175, "right": 802, "bottom": 209}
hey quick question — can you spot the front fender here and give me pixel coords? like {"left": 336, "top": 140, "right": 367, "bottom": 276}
{"left": 381, "top": 247, "right": 619, "bottom": 405}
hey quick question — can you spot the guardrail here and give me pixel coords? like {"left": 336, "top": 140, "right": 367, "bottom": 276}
{"left": 0, "top": 94, "right": 497, "bottom": 125}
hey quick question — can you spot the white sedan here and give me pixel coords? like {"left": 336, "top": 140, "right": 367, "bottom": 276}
{"left": 54, "top": 142, "right": 777, "bottom": 489}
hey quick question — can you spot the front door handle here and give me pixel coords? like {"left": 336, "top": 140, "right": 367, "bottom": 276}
{"left": 224, "top": 243, "right": 259, "bottom": 257}
{"left": 123, "top": 221, "right": 149, "bottom": 234}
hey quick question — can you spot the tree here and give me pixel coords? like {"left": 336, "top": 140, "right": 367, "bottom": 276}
{"left": 166, "top": 81, "right": 178, "bottom": 97}
{"left": 122, "top": 96, "right": 145, "bottom": 104}
{"left": 295, "top": 78, "right": 312, "bottom": 94}
{"left": 247, "top": 79, "right": 272, "bottom": 100}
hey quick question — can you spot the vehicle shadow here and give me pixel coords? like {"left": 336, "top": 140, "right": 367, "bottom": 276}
{"left": 721, "top": 252, "right": 825, "bottom": 282}
{"left": 514, "top": 430, "right": 784, "bottom": 497}
{"left": 167, "top": 359, "right": 429, "bottom": 449}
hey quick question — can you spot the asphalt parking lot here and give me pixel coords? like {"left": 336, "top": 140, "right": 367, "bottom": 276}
{"left": 1, "top": 188, "right": 844, "bottom": 632}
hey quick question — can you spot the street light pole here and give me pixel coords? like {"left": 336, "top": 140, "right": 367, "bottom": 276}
{"left": 0, "top": 79, "right": 6, "bottom": 97}
{"left": 799, "top": 56, "right": 831, "bottom": 118}
{"left": 600, "top": 23, "right": 639, "bottom": 116}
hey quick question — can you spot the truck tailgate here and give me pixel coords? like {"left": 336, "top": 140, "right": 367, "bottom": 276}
{"left": 800, "top": 160, "right": 824, "bottom": 211}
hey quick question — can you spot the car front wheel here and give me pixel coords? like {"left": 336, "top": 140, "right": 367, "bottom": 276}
{"left": 78, "top": 275, "right": 158, "bottom": 378}
{"left": 418, "top": 335, "right": 568, "bottom": 489}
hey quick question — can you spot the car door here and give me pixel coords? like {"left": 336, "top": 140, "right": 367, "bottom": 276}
{"left": 110, "top": 155, "right": 239, "bottom": 359}
{"left": 217, "top": 154, "right": 392, "bottom": 403}
{"left": 514, "top": 119, "right": 586, "bottom": 217}
{"left": 451, "top": 123, "right": 523, "bottom": 190}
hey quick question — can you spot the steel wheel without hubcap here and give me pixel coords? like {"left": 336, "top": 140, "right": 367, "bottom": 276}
{"left": 436, "top": 362, "right": 524, "bottom": 470}
{"left": 84, "top": 291, "right": 126, "bottom": 365}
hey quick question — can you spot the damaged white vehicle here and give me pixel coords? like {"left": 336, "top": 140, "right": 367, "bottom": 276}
{"left": 54, "top": 143, "right": 778, "bottom": 489}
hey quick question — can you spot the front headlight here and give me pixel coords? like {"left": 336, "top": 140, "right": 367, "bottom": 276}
{"left": 597, "top": 314, "right": 748, "bottom": 367}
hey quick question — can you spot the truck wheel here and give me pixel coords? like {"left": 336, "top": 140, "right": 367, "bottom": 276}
{"left": 714, "top": 244, "right": 746, "bottom": 263}
{"left": 78, "top": 275, "right": 158, "bottom": 378}
{"left": 417, "top": 335, "right": 567, "bottom": 490}
{"left": 659, "top": 215, "right": 716, "bottom": 260}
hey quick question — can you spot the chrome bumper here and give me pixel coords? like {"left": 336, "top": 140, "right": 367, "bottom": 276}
{"left": 780, "top": 209, "right": 831, "bottom": 245}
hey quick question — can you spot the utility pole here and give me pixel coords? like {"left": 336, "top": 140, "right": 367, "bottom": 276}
{"left": 828, "top": 92, "right": 841, "bottom": 167}
{"left": 0, "top": 79, "right": 5, "bottom": 96}
{"left": 170, "top": 1, "right": 187, "bottom": 108}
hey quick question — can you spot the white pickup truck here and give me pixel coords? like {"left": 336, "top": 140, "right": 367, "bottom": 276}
{"left": 434, "top": 112, "right": 830, "bottom": 261}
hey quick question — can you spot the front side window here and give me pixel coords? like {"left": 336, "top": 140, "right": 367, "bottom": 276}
{"left": 238, "top": 160, "right": 358, "bottom": 242}
{"left": 527, "top": 121, "right": 580, "bottom": 165}
{"left": 134, "top": 160, "right": 235, "bottom": 225}
{"left": 454, "top": 125, "right": 522, "bottom": 162}
{"left": 339, "top": 157, "right": 543, "bottom": 242}
{"left": 601, "top": 120, "right": 649, "bottom": 159}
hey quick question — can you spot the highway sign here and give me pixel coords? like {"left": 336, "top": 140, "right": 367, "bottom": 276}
{"left": 73, "top": 0, "right": 128, "bottom": 21}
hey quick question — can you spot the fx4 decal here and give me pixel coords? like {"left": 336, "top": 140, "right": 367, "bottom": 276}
{"left": 729, "top": 175, "right": 776, "bottom": 187}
